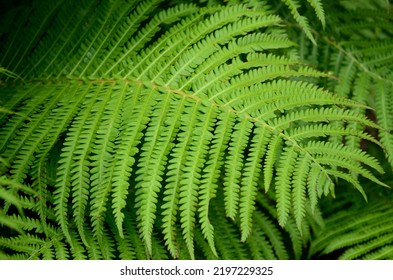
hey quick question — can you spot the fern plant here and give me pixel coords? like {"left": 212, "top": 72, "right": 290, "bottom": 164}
{"left": 311, "top": 187, "right": 393, "bottom": 260}
{"left": 0, "top": 0, "right": 392, "bottom": 260}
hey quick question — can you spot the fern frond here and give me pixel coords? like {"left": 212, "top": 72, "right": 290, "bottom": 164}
{"left": 290, "top": 1, "right": 393, "bottom": 170}
{"left": 0, "top": 0, "right": 389, "bottom": 260}
{"left": 281, "top": 0, "right": 316, "bottom": 44}
{"left": 223, "top": 118, "right": 253, "bottom": 220}
{"left": 208, "top": 208, "right": 248, "bottom": 260}
{"left": 291, "top": 155, "right": 309, "bottom": 231}
{"left": 275, "top": 146, "right": 297, "bottom": 227}
{"left": 307, "top": 0, "right": 325, "bottom": 28}
{"left": 375, "top": 80, "right": 393, "bottom": 168}
{"left": 178, "top": 102, "right": 216, "bottom": 259}
{"left": 54, "top": 84, "right": 102, "bottom": 246}
{"left": 89, "top": 83, "right": 127, "bottom": 247}
{"left": 263, "top": 133, "right": 283, "bottom": 192}
{"left": 311, "top": 198, "right": 393, "bottom": 260}
{"left": 198, "top": 111, "right": 234, "bottom": 256}
{"left": 239, "top": 125, "right": 270, "bottom": 241}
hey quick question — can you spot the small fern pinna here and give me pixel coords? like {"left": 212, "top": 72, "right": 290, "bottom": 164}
{"left": 0, "top": 0, "right": 392, "bottom": 259}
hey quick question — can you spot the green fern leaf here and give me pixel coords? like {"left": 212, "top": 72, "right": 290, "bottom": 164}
{"left": 224, "top": 118, "right": 253, "bottom": 220}
{"left": 307, "top": 0, "right": 325, "bottom": 28}
{"left": 240, "top": 125, "right": 270, "bottom": 241}
{"left": 0, "top": 0, "right": 389, "bottom": 260}
{"left": 281, "top": 0, "right": 316, "bottom": 44}
{"left": 198, "top": 110, "right": 234, "bottom": 257}
{"left": 311, "top": 198, "right": 393, "bottom": 260}
{"left": 291, "top": 155, "right": 309, "bottom": 232}
{"left": 375, "top": 80, "right": 393, "bottom": 168}
{"left": 276, "top": 146, "right": 297, "bottom": 227}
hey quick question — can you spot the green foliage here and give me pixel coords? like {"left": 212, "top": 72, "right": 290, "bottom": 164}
{"left": 0, "top": 0, "right": 392, "bottom": 259}
{"left": 310, "top": 184, "right": 393, "bottom": 260}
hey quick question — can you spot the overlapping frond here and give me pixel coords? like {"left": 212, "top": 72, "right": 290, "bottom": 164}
{"left": 311, "top": 195, "right": 393, "bottom": 260}
{"left": 280, "top": 0, "right": 325, "bottom": 44}
{"left": 291, "top": 0, "right": 393, "bottom": 170}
